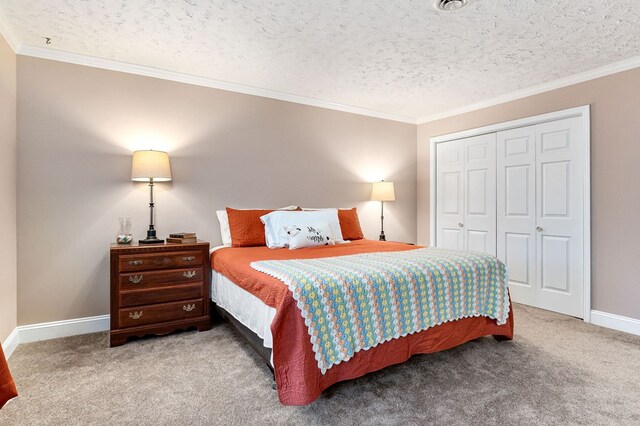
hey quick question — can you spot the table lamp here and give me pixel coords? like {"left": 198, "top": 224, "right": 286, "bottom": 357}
{"left": 371, "top": 180, "right": 395, "bottom": 241}
{"left": 131, "top": 150, "right": 172, "bottom": 244}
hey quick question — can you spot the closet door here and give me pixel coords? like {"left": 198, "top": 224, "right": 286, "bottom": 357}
{"left": 436, "top": 139, "right": 465, "bottom": 250}
{"left": 436, "top": 134, "right": 496, "bottom": 255}
{"left": 497, "top": 126, "right": 537, "bottom": 305}
{"left": 464, "top": 134, "right": 497, "bottom": 255}
{"left": 536, "top": 117, "right": 584, "bottom": 317}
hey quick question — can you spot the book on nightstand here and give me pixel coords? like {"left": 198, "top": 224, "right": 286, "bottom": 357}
{"left": 167, "top": 233, "right": 197, "bottom": 244}
{"left": 169, "top": 232, "right": 197, "bottom": 239}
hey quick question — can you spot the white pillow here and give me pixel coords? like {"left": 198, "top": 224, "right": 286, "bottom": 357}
{"left": 301, "top": 207, "right": 351, "bottom": 211}
{"left": 261, "top": 209, "right": 345, "bottom": 249}
{"left": 286, "top": 223, "right": 336, "bottom": 250}
{"left": 215, "top": 210, "right": 233, "bottom": 246}
{"left": 216, "top": 206, "right": 297, "bottom": 246}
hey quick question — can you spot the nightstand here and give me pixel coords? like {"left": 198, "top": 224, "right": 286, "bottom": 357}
{"left": 109, "top": 241, "right": 211, "bottom": 347}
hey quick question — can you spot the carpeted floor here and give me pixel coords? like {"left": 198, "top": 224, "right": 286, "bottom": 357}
{"left": 2, "top": 303, "right": 639, "bottom": 425}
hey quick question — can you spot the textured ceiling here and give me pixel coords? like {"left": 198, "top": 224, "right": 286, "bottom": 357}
{"left": 1, "top": 0, "right": 640, "bottom": 121}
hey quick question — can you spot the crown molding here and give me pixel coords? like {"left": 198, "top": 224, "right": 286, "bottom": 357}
{"left": 16, "top": 44, "right": 416, "bottom": 124}
{"left": 417, "top": 55, "right": 640, "bottom": 124}
{"left": 0, "top": 12, "right": 20, "bottom": 52}
{"left": 9, "top": 41, "right": 640, "bottom": 126}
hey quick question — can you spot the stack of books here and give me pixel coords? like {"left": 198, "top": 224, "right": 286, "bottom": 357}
{"left": 166, "top": 232, "right": 197, "bottom": 244}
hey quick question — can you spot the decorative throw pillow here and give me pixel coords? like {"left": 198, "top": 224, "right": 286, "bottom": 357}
{"left": 217, "top": 206, "right": 297, "bottom": 246}
{"left": 337, "top": 208, "right": 364, "bottom": 240}
{"left": 0, "top": 345, "right": 17, "bottom": 409}
{"left": 226, "top": 208, "right": 274, "bottom": 247}
{"left": 287, "top": 223, "right": 336, "bottom": 250}
{"left": 261, "top": 209, "right": 345, "bottom": 248}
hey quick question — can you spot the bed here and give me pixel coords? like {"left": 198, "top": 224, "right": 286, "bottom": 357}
{"left": 210, "top": 239, "right": 514, "bottom": 406}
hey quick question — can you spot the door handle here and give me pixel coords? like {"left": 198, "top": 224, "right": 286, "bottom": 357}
{"left": 458, "top": 223, "right": 464, "bottom": 228}
{"left": 536, "top": 226, "right": 543, "bottom": 232}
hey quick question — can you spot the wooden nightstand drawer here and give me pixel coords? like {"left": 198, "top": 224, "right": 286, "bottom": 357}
{"left": 119, "top": 283, "right": 204, "bottom": 308}
{"left": 119, "top": 268, "right": 204, "bottom": 290}
{"left": 118, "top": 299, "right": 204, "bottom": 328}
{"left": 119, "top": 251, "right": 203, "bottom": 272}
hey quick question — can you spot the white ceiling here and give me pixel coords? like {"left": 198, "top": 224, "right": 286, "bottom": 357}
{"left": 1, "top": 0, "right": 639, "bottom": 122}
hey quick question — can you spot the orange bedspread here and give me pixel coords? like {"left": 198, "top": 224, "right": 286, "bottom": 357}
{"left": 211, "top": 240, "right": 514, "bottom": 405}
{"left": 0, "top": 344, "right": 17, "bottom": 409}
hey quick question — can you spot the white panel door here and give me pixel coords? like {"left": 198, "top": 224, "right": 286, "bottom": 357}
{"left": 497, "top": 126, "right": 536, "bottom": 305}
{"left": 434, "top": 109, "right": 588, "bottom": 319}
{"left": 436, "top": 139, "right": 464, "bottom": 250}
{"left": 536, "top": 117, "right": 584, "bottom": 317}
{"left": 436, "top": 134, "right": 496, "bottom": 255}
{"left": 464, "top": 134, "right": 497, "bottom": 255}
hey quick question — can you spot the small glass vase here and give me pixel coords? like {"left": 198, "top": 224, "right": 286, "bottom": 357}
{"left": 116, "top": 218, "right": 133, "bottom": 244}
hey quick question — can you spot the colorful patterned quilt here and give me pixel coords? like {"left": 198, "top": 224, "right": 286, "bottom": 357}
{"left": 251, "top": 247, "right": 510, "bottom": 374}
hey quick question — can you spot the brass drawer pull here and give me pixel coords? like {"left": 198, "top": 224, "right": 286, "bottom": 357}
{"left": 183, "top": 271, "right": 197, "bottom": 279}
{"left": 129, "top": 311, "right": 143, "bottom": 320}
{"left": 182, "top": 256, "right": 196, "bottom": 261}
{"left": 183, "top": 304, "right": 196, "bottom": 312}
{"left": 128, "top": 260, "right": 143, "bottom": 266}
{"left": 128, "top": 275, "right": 143, "bottom": 284}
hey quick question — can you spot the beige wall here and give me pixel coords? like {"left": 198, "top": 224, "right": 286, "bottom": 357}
{"left": 0, "top": 34, "right": 17, "bottom": 343}
{"left": 14, "top": 51, "right": 639, "bottom": 326}
{"left": 16, "top": 56, "right": 417, "bottom": 325}
{"left": 417, "top": 68, "right": 640, "bottom": 321}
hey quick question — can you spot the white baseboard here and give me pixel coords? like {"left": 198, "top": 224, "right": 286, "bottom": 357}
{"left": 3, "top": 310, "right": 638, "bottom": 359}
{"left": 2, "top": 328, "right": 19, "bottom": 359}
{"left": 591, "top": 310, "right": 640, "bottom": 336}
{"left": 18, "top": 314, "right": 110, "bottom": 344}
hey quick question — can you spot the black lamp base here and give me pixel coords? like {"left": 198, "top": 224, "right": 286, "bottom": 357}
{"left": 139, "top": 228, "right": 164, "bottom": 245}
{"left": 139, "top": 237, "right": 164, "bottom": 245}
{"left": 379, "top": 232, "right": 386, "bottom": 241}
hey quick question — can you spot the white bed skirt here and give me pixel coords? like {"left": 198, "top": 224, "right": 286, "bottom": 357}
{"left": 211, "top": 271, "right": 277, "bottom": 353}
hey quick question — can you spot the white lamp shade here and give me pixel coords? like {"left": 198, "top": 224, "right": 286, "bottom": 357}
{"left": 371, "top": 181, "right": 395, "bottom": 201}
{"left": 131, "top": 150, "right": 172, "bottom": 182}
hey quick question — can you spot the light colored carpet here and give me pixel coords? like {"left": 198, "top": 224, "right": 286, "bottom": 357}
{"left": 2, "top": 304, "right": 639, "bottom": 425}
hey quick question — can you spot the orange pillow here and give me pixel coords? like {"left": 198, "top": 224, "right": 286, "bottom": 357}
{"left": 0, "top": 345, "right": 18, "bottom": 409}
{"left": 338, "top": 208, "right": 364, "bottom": 240}
{"left": 226, "top": 208, "right": 274, "bottom": 247}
